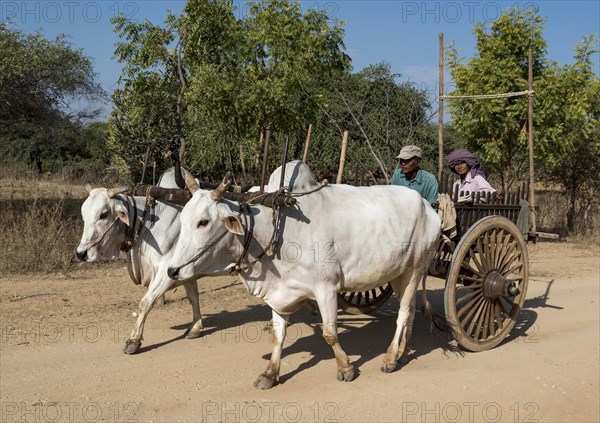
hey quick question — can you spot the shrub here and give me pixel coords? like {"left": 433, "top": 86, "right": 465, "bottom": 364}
{"left": 0, "top": 198, "right": 83, "bottom": 274}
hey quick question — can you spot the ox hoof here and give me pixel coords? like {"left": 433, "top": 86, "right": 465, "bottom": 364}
{"left": 185, "top": 330, "right": 202, "bottom": 340}
{"left": 336, "top": 366, "right": 355, "bottom": 382}
{"left": 253, "top": 373, "right": 276, "bottom": 390}
{"left": 123, "top": 340, "right": 142, "bottom": 354}
{"left": 380, "top": 362, "right": 397, "bottom": 374}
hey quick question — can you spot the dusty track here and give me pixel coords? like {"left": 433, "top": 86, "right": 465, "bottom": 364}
{"left": 1, "top": 242, "right": 598, "bottom": 422}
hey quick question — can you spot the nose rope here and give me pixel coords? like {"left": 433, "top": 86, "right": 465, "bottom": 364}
{"left": 81, "top": 194, "right": 138, "bottom": 254}
{"left": 82, "top": 217, "right": 120, "bottom": 252}
{"left": 173, "top": 229, "right": 230, "bottom": 271}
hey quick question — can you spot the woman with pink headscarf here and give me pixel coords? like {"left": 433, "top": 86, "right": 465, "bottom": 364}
{"left": 447, "top": 149, "right": 496, "bottom": 198}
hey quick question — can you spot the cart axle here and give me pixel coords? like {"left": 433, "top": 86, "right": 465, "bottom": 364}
{"left": 483, "top": 271, "right": 520, "bottom": 300}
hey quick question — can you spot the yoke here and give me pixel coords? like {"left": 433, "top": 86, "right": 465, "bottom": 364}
{"left": 132, "top": 185, "right": 296, "bottom": 209}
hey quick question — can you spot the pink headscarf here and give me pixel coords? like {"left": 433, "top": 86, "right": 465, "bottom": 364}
{"left": 448, "top": 149, "right": 486, "bottom": 179}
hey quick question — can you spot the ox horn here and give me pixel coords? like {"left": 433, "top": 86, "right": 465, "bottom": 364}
{"left": 107, "top": 186, "right": 129, "bottom": 198}
{"left": 185, "top": 173, "right": 200, "bottom": 194}
{"left": 211, "top": 172, "right": 233, "bottom": 201}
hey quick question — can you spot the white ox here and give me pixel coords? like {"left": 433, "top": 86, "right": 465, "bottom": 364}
{"left": 76, "top": 167, "right": 298, "bottom": 354}
{"left": 167, "top": 160, "right": 442, "bottom": 389}
{"left": 76, "top": 167, "right": 206, "bottom": 354}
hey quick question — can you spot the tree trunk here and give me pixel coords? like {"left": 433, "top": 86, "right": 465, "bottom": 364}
{"left": 567, "top": 188, "right": 577, "bottom": 232}
{"left": 582, "top": 182, "right": 595, "bottom": 234}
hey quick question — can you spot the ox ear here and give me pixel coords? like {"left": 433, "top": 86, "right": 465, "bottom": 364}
{"left": 223, "top": 215, "right": 244, "bottom": 235}
{"left": 114, "top": 203, "right": 130, "bottom": 226}
{"left": 85, "top": 183, "right": 93, "bottom": 193}
{"left": 217, "top": 204, "right": 244, "bottom": 235}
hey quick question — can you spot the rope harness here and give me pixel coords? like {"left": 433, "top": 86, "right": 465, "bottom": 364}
{"left": 227, "top": 182, "right": 329, "bottom": 275}
{"left": 82, "top": 189, "right": 156, "bottom": 286}
{"left": 81, "top": 216, "right": 121, "bottom": 252}
{"left": 173, "top": 180, "right": 328, "bottom": 276}
{"left": 121, "top": 187, "right": 154, "bottom": 253}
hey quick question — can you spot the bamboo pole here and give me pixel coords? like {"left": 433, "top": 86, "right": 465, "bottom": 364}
{"left": 302, "top": 123, "right": 313, "bottom": 163}
{"left": 279, "top": 137, "right": 290, "bottom": 189}
{"left": 239, "top": 142, "right": 247, "bottom": 180}
{"left": 255, "top": 130, "right": 264, "bottom": 170}
{"left": 438, "top": 32, "right": 444, "bottom": 182}
{"left": 140, "top": 146, "right": 150, "bottom": 184}
{"left": 259, "top": 129, "right": 271, "bottom": 192}
{"left": 336, "top": 130, "right": 349, "bottom": 184}
{"left": 528, "top": 49, "right": 537, "bottom": 236}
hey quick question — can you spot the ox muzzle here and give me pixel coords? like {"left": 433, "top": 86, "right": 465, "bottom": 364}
{"left": 167, "top": 266, "right": 180, "bottom": 279}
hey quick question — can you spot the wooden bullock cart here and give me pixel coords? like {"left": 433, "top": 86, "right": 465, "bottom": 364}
{"left": 338, "top": 176, "right": 533, "bottom": 352}
{"left": 140, "top": 163, "right": 532, "bottom": 353}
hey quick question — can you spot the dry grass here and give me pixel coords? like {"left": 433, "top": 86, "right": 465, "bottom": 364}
{"left": 0, "top": 178, "right": 87, "bottom": 200}
{"left": 0, "top": 199, "right": 82, "bottom": 274}
{"left": 0, "top": 176, "right": 597, "bottom": 275}
{"left": 0, "top": 178, "right": 86, "bottom": 275}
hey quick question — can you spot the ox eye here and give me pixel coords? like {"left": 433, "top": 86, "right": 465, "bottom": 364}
{"left": 197, "top": 219, "right": 209, "bottom": 228}
{"left": 99, "top": 211, "right": 109, "bottom": 220}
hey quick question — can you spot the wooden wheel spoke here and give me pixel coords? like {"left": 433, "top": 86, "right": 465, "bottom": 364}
{"left": 457, "top": 294, "right": 483, "bottom": 320}
{"left": 497, "top": 297, "right": 511, "bottom": 315}
{"left": 456, "top": 283, "right": 482, "bottom": 291}
{"left": 339, "top": 283, "right": 393, "bottom": 315}
{"left": 456, "top": 288, "right": 481, "bottom": 305}
{"left": 506, "top": 277, "right": 523, "bottom": 282}
{"left": 467, "top": 248, "right": 485, "bottom": 274}
{"left": 502, "top": 260, "right": 524, "bottom": 277}
{"left": 486, "top": 231, "right": 496, "bottom": 269}
{"left": 481, "top": 301, "right": 492, "bottom": 340}
{"left": 467, "top": 299, "right": 487, "bottom": 338}
{"left": 497, "top": 238, "right": 516, "bottom": 271}
{"left": 472, "top": 238, "right": 488, "bottom": 273}
{"left": 461, "top": 259, "right": 484, "bottom": 278}
{"left": 493, "top": 302, "right": 504, "bottom": 332}
{"left": 493, "top": 229, "right": 506, "bottom": 268}
{"left": 494, "top": 240, "right": 510, "bottom": 267}
{"left": 458, "top": 273, "right": 483, "bottom": 284}
{"left": 477, "top": 235, "right": 489, "bottom": 270}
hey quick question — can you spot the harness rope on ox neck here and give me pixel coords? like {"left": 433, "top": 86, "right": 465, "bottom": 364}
{"left": 171, "top": 175, "right": 327, "bottom": 277}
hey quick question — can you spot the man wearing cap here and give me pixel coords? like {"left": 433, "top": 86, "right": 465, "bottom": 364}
{"left": 391, "top": 145, "right": 439, "bottom": 205}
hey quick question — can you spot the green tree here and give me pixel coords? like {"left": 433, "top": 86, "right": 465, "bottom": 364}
{"left": 447, "top": 7, "right": 600, "bottom": 233}
{"left": 311, "top": 63, "right": 433, "bottom": 183}
{"left": 535, "top": 36, "right": 600, "bottom": 232}
{"left": 183, "top": 0, "right": 349, "bottom": 180}
{"left": 109, "top": 13, "right": 182, "bottom": 181}
{"left": 447, "top": 6, "right": 547, "bottom": 191}
{"left": 109, "top": 0, "right": 350, "bottom": 182}
{"left": 0, "top": 22, "right": 105, "bottom": 173}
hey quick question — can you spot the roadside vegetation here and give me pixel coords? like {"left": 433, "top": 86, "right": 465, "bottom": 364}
{"left": 0, "top": 2, "right": 598, "bottom": 274}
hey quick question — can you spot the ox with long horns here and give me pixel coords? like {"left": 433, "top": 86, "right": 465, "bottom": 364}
{"left": 168, "top": 161, "right": 443, "bottom": 388}
{"left": 76, "top": 167, "right": 207, "bottom": 353}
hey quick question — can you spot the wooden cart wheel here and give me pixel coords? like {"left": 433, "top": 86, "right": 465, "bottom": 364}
{"left": 337, "top": 284, "right": 394, "bottom": 315}
{"left": 445, "top": 216, "right": 529, "bottom": 351}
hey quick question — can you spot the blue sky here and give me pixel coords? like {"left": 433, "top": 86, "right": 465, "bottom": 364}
{"left": 3, "top": 0, "right": 599, "bottom": 119}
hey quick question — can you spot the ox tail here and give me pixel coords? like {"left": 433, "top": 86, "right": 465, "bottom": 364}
{"left": 420, "top": 271, "right": 462, "bottom": 356}
{"left": 420, "top": 273, "right": 450, "bottom": 334}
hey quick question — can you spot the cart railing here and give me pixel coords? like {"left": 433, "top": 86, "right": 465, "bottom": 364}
{"left": 437, "top": 174, "right": 531, "bottom": 238}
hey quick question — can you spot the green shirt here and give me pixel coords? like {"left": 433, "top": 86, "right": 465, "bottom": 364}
{"left": 391, "top": 168, "right": 439, "bottom": 205}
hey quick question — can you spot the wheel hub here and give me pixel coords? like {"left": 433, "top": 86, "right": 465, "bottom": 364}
{"left": 483, "top": 271, "right": 520, "bottom": 300}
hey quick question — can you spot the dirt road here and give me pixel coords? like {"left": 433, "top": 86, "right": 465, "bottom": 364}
{"left": 1, "top": 242, "right": 598, "bottom": 422}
